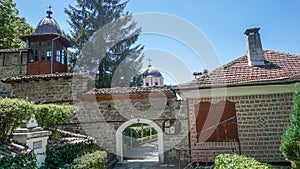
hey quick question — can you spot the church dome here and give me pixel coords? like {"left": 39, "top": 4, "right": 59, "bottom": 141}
{"left": 143, "top": 66, "right": 163, "bottom": 77}
{"left": 35, "top": 11, "right": 62, "bottom": 35}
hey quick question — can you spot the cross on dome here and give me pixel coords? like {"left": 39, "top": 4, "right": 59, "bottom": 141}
{"left": 147, "top": 57, "right": 152, "bottom": 67}
{"left": 47, "top": 5, "right": 53, "bottom": 17}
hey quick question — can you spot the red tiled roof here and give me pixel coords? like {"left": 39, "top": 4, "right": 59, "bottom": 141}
{"left": 1, "top": 73, "right": 88, "bottom": 83}
{"left": 86, "top": 86, "right": 174, "bottom": 95}
{"left": 180, "top": 50, "right": 300, "bottom": 88}
{"left": 0, "top": 48, "right": 23, "bottom": 53}
{"left": 0, "top": 142, "right": 32, "bottom": 160}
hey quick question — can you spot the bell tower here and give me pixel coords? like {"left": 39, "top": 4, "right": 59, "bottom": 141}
{"left": 20, "top": 8, "right": 70, "bottom": 75}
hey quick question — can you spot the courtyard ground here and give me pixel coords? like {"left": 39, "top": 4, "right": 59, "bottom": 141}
{"left": 113, "top": 139, "right": 178, "bottom": 169}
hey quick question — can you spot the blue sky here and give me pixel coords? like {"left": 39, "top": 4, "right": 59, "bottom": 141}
{"left": 14, "top": 0, "right": 300, "bottom": 84}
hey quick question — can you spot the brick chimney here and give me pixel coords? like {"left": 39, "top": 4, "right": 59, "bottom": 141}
{"left": 244, "top": 28, "right": 265, "bottom": 66}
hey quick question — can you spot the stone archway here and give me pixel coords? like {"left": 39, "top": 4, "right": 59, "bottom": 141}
{"left": 116, "top": 118, "right": 164, "bottom": 162}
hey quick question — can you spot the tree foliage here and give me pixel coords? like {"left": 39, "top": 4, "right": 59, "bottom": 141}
{"left": 280, "top": 85, "right": 300, "bottom": 169}
{"left": 0, "top": 0, "right": 34, "bottom": 49}
{"left": 65, "top": 0, "right": 144, "bottom": 88}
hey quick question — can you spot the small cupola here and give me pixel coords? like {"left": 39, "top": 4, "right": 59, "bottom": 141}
{"left": 141, "top": 58, "right": 164, "bottom": 87}
{"left": 244, "top": 28, "right": 265, "bottom": 66}
{"left": 20, "top": 7, "right": 70, "bottom": 75}
{"left": 35, "top": 10, "right": 62, "bottom": 35}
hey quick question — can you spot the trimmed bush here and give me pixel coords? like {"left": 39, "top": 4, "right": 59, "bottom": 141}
{"left": 280, "top": 86, "right": 300, "bottom": 168}
{"left": 214, "top": 154, "right": 272, "bottom": 169}
{"left": 123, "top": 126, "right": 157, "bottom": 138}
{"left": 35, "top": 104, "right": 75, "bottom": 129}
{"left": 0, "top": 98, "right": 35, "bottom": 139}
{"left": 64, "top": 151, "right": 107, "bottom": 169}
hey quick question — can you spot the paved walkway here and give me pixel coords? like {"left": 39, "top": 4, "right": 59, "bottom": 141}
{"left": 113, "top": 140, "right": 177, "bottom": 169}
{"left": 124, "top": 139, "right": 159, "bottom": 161}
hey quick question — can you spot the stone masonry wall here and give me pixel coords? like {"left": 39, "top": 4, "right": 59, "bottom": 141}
{"left": 0, "top": 82, "right": 11, "bottom": 98}
{"left": 8, "top": 75, "right": 89, "bottom": 103}
{"left": 0, "top": 51, "right": 27, "bottom": 97}
{"left": 188, "top": 92, "right": 293, "bottom": 163}
{"left": 72, "top": 95, "right": 189, "bottom": 163}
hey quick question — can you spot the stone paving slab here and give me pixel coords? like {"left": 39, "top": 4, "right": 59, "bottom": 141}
{"left": 124, "top": 140, "right": 159, "bottom": 161}
{"left": 113, "top": 161, "right": 177, "bottom": 169}
{"left": 114, "top": 140, "right": 177, "bottom": 169}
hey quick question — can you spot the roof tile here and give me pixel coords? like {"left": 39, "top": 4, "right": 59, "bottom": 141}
{"left": 180, "top": 50, "right": 300, "bottom": 88}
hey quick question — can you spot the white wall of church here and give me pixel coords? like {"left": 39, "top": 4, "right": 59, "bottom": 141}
{"left": 143, "top": 77, "right": 164, "bottom": 87}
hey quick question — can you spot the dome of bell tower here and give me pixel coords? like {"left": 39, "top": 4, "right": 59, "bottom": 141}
{"left": 35, "top": 10, "right": 62, "bottom": 35}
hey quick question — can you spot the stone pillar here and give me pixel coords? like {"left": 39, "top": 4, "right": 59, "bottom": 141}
{"left": 12, "top": 117, "right": 51, "bottom": 168}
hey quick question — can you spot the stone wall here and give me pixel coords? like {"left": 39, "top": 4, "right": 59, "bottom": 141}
{"left": 70, "top": 93, "right": 189, "bottom": 163}
{"left": 0, "top": 82, "right": 11, "bottom": 98}
{"left": 187, "top": 92, "right": 293, "bottom": 163}
{"left": 4, "top": 73, "right": 89, "bottom": 103}
{"left": 0, "top": 51, "right": 27, "bottom": 97}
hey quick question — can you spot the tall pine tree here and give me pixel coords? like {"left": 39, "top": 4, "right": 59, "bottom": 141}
{"left": 65, "top": 0, "right": 144, "bottom": 88}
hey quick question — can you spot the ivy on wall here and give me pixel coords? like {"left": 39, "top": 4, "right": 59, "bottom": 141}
{"left": 0, "top": 148, "right": 38, "bottom": 169}
{"left": 41, "top": 140, "right": 95, "bottom": 169}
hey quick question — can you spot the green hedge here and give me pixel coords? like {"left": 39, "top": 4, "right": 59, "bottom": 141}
{"left": 35, "top": 104, "right": 74, "bottom": 129}
{"left": 0, "top": 150, "right": 37, "bottom": 169}
{"left": 62, "top": 151, "right": 107, "bottom": 169}
{"left": 0, "top": 98, "right": 75, "bottom": 139}
{"left": 0, "top": 98, "right": 35, "bottom": 139}
{"left": 123, "top": 126, "right": 157, "bottom": 138}
{"left": 41, "top": 140, "right": 95, "bottom": 169}
{"left": 214, "top": 154, "right": 272, "bottom": 169}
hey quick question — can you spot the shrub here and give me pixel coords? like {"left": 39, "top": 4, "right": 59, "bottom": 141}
{"left": 0, "top": 149, "right": 37, "bottom": 169}
{"left": 42, "top": 140, "right": 94, "bottom": 169}
{"left": 123, "top": 126, "right": 157, "bottom": 138}
{"left": 0, "top": 98, "right": 35, "bottom": 139}
{"left": 214, "top": 154, "right": 272, "bottom": 169}
{"left": 280, "top": 86, "right": 300, "bottom": 168}
{"left": 34, "top": 104, "right": 75, "bottom": 129}
{"left": 65, "top": 151, "right": 107, "bottom": 169}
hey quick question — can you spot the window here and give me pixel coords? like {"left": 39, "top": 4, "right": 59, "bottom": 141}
{"left": 56, "top": 42, "right": 61, "bottom": 63}
{"left": 41, "top": 41, "right": 51, "bottom": 61}
{"left": 29, "top": 42, "right": 39, "bottom": 62}
{"left": 61, "top": 47, "right": 67, "bottom": 65}
{"left": 146, "top": 82, "right": 149, "bottom": 86}
{"left": 195, "top": 101, "right": 238, "bottom": 142}
{"left": 155, "top": 82, "right": 158, "bottom": 86}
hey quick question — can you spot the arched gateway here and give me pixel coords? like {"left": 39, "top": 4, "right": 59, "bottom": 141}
{"left": 68, "top": 86, "right": 188, "bottom": 163}
{"left": 116, "top": 118, "right": 164, "bottom": 162}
